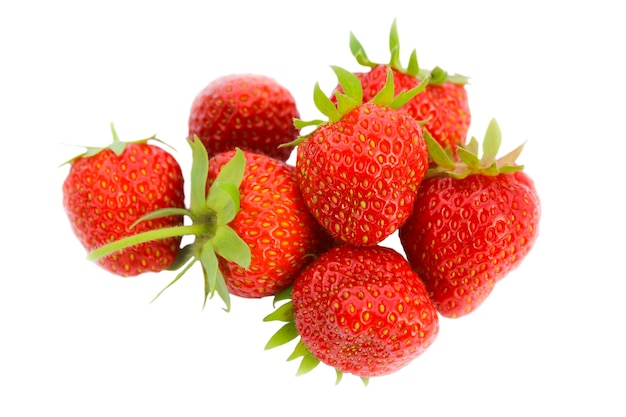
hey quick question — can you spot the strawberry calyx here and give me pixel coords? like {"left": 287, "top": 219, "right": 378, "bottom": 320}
{"left": 425, "top": 118, "right": 526, "bottom": 179}
{"left": 419, "top": 65, "right": 470, "bottom": 86}
{"left": 61, "top": 122, "right": 174, "bottom": 166}
{"left": 263, "top": 287, "right": 370, "bottom": 387}
{"left": 87, "top": 137, "right": 251, "bottom": 311}
{"left": 350, "top": 18, "right": 469, "bottom": 86}
{"left": 350, "top": 18, "right": 418, "bottom": 77}
{"left": 285, "top": 65, "right": 427, "bottom": 146}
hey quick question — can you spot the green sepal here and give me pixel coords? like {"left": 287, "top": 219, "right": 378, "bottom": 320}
{"left": 481, "top": 162, "right": 501, "bottom": 177}
{"left": 331, "top": 65, "right": 363, "bottom": 106}
{"left": 334, "top": 93, "right": 360, "bottom": 116}
{"left": 288, "top": 338, "right": 323, "bottom": 379}
{"left": 272, "top": 286, "right": 294, "bottom": 308}
{"left": 371, "top": 68, "right": 395, "bottom": 107}
{"left": 287, "top": 339, "right": 310, "bottom": 361}
{"left": 481, "top": 118, "right": 502, "bottom": 166}
{"left": 428, "top": 66, "right": 448, "bottom": 86}
{"left": 188, "top": 136, "right": 210, "bottom": 216}
{"left": 330, "top": 66, "right": 364, "bottom": 118}
{"left": 424, "top": 130, "right": 456, "bottom": 170}
{"left": 426, "top": 118, "right": 528, "bottom": 179}
{"left": 388, "top": 18, "right": 401, "bottom": 69}
{"left": 314, "top": 82, "right": 341, "bottom": 122}
{"left": 213, "top": 268, "right": 231, "bottom": 312}
{"left": 457, "top": 147, "right": 481, "bottom": 170}
{"left": 200, "top": 250, "right": 230, "bottom": 312}
{"left": 106, "top": 122, "right": 125, "bottom": 155}
{"left": 150, "top": 258, "right": 197, "bottom": 304}
{"left": 166, "top": 243, "right": 195, "bottom": 271}
{"left": 265, "top": 321, "right": 299, "bottom": 350}
{"left": 464, "top": 136, "right": 480, "bottom": 155}
{"left": 278, "top": 135, "right": 304, "bottom": 148}
{"left": 296, "top": 352, "right": 321, "bottom": 376}
{"left": 387, "top": 18, "right": 419, "bottom": 76}
{"left": 499, "top": 164, "right": 525, "bottom": 174}
{"left": 335, "top": 370, "right": 344, "bottom": 385}
{"left": 213, "top": 147, "right": 245, "bottom": 185}
{"left": 421, "top": 66, "right": 470, "bottom": 86}
{"left": 281, "top": 119, "right": 324, "bottom": 148}
{"left": 406, "top": 49, "right": 419, "bottom": 77}
{"left": 263, "top": 301, "right": 294, "bottom": 322}
{"left": 497, "top": 142, "right": 526, "bottom": 170}
{"left": 389, "top": 77, "right": 429, "bottom": 110}
{"left": 200, "top": 242, "right": 220, "bottom": 304}
{"left": 211, "top": 225, "right": 251, "bottom": 269}
{"left": 294, "top": 119, "right": 326, "bottom": 130}
{"left": 349, "top": 31, "right": 373, "bottom": 68}
{"left": 207, "top": 182, "right": 239, "bottom": 226}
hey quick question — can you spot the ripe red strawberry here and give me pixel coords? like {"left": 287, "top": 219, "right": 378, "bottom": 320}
{"left": 188, "top": 73, "right": 300, "bottom": 161}
{"left": 339, "top": 19, "right": 471, "bottom": 153}
{"left": 206, "top": 149, "right": 332, "bottom": 298}
{"left": 294, "top": 66, "right": 429, "bottom": 246}
{"left": 88, "top": 138, "right": 330, "bottom": 309}
{"left": 264, "top": 245, "right": 439, "bottom": 382}
{"left": 62, "top": 123, "right": 185, "bottom": 277}
{"left": 399, "top": 119, "right": 541, "bottom": 318}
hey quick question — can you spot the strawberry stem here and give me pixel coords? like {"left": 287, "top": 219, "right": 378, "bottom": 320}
{"left": 110, "top": 122, "right": 120, "bottom": 142}
{"left": 108, "top": 122, "right": 128, "bottom": 156}
{"left": 87, "top": 224, "right": 210, "bottom": 261}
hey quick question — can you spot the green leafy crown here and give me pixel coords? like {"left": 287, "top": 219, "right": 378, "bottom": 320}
{"left": 263, "top": 286, "right": 371, "bottom": 387}
{"left": 285, "top": 65, "right": 428, "bottom": 146}
{"left": 350, "top": 18, "right": 469, "bottom": 86}
{"left": 425, "top": 118, "right": 526, "bottom": 179}
{"left": 86, "top": 137, "right": 251, "bottom": 311}
{"left": 60, "top": 122, "right": 175, "bottom": 167}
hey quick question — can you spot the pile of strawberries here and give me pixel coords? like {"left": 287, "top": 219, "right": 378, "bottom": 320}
{"left": 62, "top": 21, "right": 541, "bottom": 384}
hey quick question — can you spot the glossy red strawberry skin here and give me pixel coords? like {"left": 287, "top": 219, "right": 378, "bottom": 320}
{"left": 292, "top": 245, "right": 439, "bottom": 378}
{"left": 188, "top": 74, "right": 300, "bottom": 161}
{"left": 207, "top": 149, "right": 329, "bottom": 298}
{"left": 352, "top": 65, "right": 471, "bottom": 152}
{"left": 399, "top": 171, "right": 541, "bottom": 318}
{"left": 296, "top": 102, "right": 428, "bottom": 246}
{"left": 62, "top": 144, "right": 185, "bottom": 276}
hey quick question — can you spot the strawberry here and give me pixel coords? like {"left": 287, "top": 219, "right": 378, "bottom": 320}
{"left": 62, "top": 123, "right": 186, "bottom": 277}
{"left": 206, "top": 149, "right": 331, "bottom": 298}
{"left": 88, "top": 138, "right": 329, "bottom": 309}
{"left": 339, "top": 19, "right": 471, "bottom": 153}
{"left": 293, "top": 66, "right": 429, "bottom": 246}
{"left": 264, "top": 245, "right": 439, "bottom": 383}
{"left": 188, "top": 73, "right": 300, "bottom": 161}
{"left": 399, "top": 119, "right": 541, "bottom": 318}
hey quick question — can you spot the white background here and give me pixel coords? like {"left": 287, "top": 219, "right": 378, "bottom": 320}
{"left": 2, "top": 0, "right": 624, "bottom": 415}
